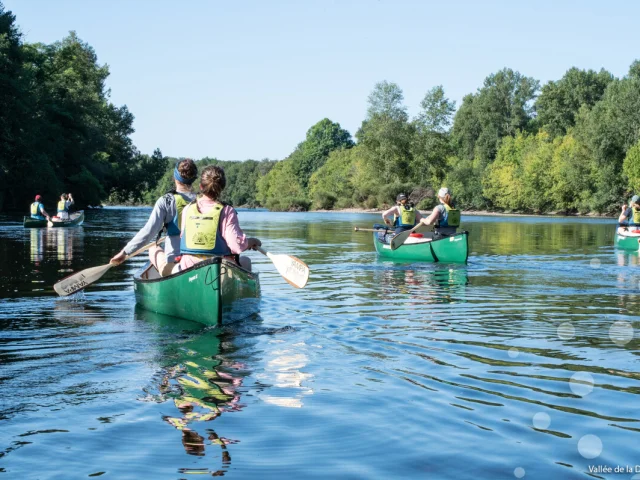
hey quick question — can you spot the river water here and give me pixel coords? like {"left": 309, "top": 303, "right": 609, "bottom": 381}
{"left": 0, "top": 208, "right": 638, "bottom": 479}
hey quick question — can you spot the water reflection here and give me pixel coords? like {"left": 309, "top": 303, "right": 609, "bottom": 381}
{"left": 138, "top": 309, "right": 245, "bottom": 476}
{"left": 376, "top": 265, "right": 468, "bottom": 305}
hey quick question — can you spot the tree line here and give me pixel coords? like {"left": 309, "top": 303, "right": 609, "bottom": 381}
{"left": 255, "top": 63, "right": 640, "bottom": 214}
{"left": 4, "top": 1, "right": 640, "bottom": 215}
{"left": 0, "top": 2, "right": 167, "bottom": 212}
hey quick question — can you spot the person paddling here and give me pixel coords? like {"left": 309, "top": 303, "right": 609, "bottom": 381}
{"left": 618, "top": 195, "right": 640, "bottom": 227}
{"left": 56, "top": 193, "right": 74, "bottom": 221}
{"left": 167, "top": 165, "right": 261, "bottom": 274}
{"left": 30, "top": 195, "right": 51, "bottom": 221}
{"left": 420, "top": 187, "right": 460, "bottom": 236}
{"left": 110, "top": 159, "right": 198, "bottom": 276}
{"left": 382, "top": 193, "right": 423, "bottom": 234}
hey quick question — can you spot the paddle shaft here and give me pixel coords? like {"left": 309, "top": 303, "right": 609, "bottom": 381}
{"left": 354, "top": 227, "right": 393, "bottom": 233}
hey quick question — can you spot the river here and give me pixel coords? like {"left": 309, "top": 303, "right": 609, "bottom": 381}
{"left": 0, "top": 208, "right": 638, "bottom": 479}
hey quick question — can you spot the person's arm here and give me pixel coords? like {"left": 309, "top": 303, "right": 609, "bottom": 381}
{"left": 39, "top": 205, "right": 50, "bottom": 219}
{"left": 382, "top": 206, "right": 398, "bottom": 225}
{"left": 110, "top": 198, "right": 168, "bottom": 263}
{"left": 414, "top": 208, "right": 423, "bottom": 221}
{"left": 619, "top": 205, "right": 630, "bottom": 223}
{"left": 420, "top": 206, "right": 440, "bottom": 226}
{"left": 221, "top": 207, "right": 260, "bottom": 253}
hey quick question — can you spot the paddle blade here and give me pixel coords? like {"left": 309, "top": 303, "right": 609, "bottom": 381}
{"left": 267, "top": 253, "right": 310, "bottom": 288}
{"left": 53, "top": 263, "right": 114, "bottom": 296}
{"left": 390, "top": 224, "right": 432, "bottom": 250}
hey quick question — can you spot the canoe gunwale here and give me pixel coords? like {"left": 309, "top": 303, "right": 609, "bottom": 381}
{"left": 132, "top": 256, "right": 258, "bottom": 284}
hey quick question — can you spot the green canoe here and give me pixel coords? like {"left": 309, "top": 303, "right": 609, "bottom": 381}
{"left": 373, "top": 227, "right": 469, "bottom": 263}
{"left": 23, "top": 210, "right": 85, "bottom": 228}
{"left": 133, "top": 257, "right": 260, "bottom": 326}
{"left": 615, "top": 226, "right": 640, "bottom": 250}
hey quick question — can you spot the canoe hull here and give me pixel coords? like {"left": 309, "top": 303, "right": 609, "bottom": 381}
{"left": 23, "top": 211, "right": 85, "bottom": 228}
{"left": 373, "top": 230, "right": 469, "bottom": 263}
{"left": 133, "top": 257, "right": 260, "bottom": 326}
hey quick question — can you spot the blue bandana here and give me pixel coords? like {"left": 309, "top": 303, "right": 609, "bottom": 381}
{"left": 174, "top": 166, "right": 196, "bottom": 185}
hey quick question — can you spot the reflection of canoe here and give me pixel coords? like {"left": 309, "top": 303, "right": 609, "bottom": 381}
{"left": 133, "top": 257, "right": 260, "bottom": 326}
{"left": 23, "top": 211, "right": 85, "bottom": 228}
{"left": 373, "top": 227, "right": 469, "bottom": 263}
{"left": 615, "top": 227, "right": 640, "bottom": 250}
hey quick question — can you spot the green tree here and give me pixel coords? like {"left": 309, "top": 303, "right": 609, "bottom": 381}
{"left": 623, "top": 140, "right": 640, "bottom": 193}
{"left": 291, "top": 118, "right": 353, "bottom": 188}
{"left": 411, "top": 85, "right": 456, "bottom": 185}
{"left": 536, "top": 67, "right": 613, "bottom": 138}
{"left": 357, "top": 81, "right": 415, "bottom": 183}
{"left": 451, "top": 68, "right": 539, "bottom": 168}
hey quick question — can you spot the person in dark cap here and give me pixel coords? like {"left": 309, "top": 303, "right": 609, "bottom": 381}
{"left": 619, "top": 195, "right": 640, "bottom": 225}
{"left": 29, "top": 195, "right": 51, "bottom": 221}
{"left": 382, "top": 193, "right": 423, "bottom": 234}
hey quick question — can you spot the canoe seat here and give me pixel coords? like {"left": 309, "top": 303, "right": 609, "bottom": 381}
{"left": 410, "top": 233, "right": 423, "bottom": 238}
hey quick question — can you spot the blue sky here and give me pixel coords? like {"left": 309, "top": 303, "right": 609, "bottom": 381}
{"left": 5, "top": 0, "right": 640, "bottom": 160}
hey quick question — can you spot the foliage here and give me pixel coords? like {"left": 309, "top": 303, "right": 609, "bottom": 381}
{"left": 0, "top": 3, "right": 165, "bottom": 212}
{"left": 623, "top": 141, "right": 640, "bottom": 194}
{"left": 536, "top": 67, "right": 613, "bottom": 138}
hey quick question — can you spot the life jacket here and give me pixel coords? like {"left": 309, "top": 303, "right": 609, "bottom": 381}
{"left": 30, "top": 202, "right": 44, "bottom": 219}
{"left": 632, "top": 207, "right": 640, "bottom": 225}
{"left": 57, "top": 200, "right": 68, "bottom": 213}
{"left": 179, "top": 200, "right": 231, "bottom": 256}
{"left": 394, "top": 204, "right": 416, "bottom": 227}
{"left": 437, "top": 204, "right": 460, "bottom": 228}
{"left": 166, "top": 193, "right": 191, "bottom": 236}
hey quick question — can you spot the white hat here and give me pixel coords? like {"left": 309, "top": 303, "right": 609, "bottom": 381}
{"left": 438, "top": 187, "right": 451, "bottom": 198}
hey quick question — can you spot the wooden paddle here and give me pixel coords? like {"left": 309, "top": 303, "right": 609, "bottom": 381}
{"left": 390, "top": 223, "right": 433, "bottom": 250}
{"left": 354, "top": 227, "right": 392, "bottom": 233}
{"left": 53, "top": 238, "right": 165, "bottom": 296}
{"left": 255, "top": 247, "right": 309, "bottom": 288}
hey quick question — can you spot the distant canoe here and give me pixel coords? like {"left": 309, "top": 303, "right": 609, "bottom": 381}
{"left": 615, "top": 226, "right": 640, "bottom": 250}
{"left": 23, "top": 211, "right": 85, "bottom": 228}
{"left": 373, "top": 228, "right": 469, "bottom": 263}
{"left": 133, "top": 257, "right": 260, "bottom": 326}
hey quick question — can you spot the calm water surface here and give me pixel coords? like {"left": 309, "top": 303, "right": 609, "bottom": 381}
{"left": 0, "top": 209, "right": 639, "bottom": 479}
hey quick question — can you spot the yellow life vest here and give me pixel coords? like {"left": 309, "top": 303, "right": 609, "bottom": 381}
{"left": 57, "top": 200, "right": 67, "bottom": 213}
{"left": 394, "top": 205, "right": 416, "bottom": 227}
{"left": 30, "top": 202, "right": 40, "bottom": 216}
{"left": 166, "top": 193, "right": 191, "bottom": 236}
{"left": 633, "top": 207, "right": 640, "bottom": 224}
{"left": 439, "top": 204, "right": 460, "bottom": 228}
{"left": 179, "top": 201, "right": 231, "bottom": 256}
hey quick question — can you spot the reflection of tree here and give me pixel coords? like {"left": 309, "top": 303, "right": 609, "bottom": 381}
{"left": 377, "top": 266, "right": 468, "bottom": 305}
{"left": 142, "top": 320, "right": 245, "bottom": 476}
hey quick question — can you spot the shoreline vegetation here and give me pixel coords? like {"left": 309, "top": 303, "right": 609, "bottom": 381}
{"left": 3, "top": 3, "right": 640, "bottom": 217}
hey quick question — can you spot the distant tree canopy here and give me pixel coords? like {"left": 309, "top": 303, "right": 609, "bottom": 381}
{"left": 4, "top": 1, "right": 640, "bottom": 215}
{"left": 0, "top": 2, "right": 166, "bottom": 211}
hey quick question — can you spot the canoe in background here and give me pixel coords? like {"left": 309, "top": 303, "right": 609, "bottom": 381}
{"left": 23, "top": 210, "right": 85, "bottom": 228}
{"left": 373, "top": 227, "right": 469, "bottom": 263}
{"left": 615, "top": 226, "right": 640, "bottom": 250}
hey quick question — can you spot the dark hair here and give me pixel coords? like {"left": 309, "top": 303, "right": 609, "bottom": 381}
{"left": 177, "top": 159, "right": 198, "bottom": 183}
{"left": 200, "top": 165, "right": 226, "bottom": 200}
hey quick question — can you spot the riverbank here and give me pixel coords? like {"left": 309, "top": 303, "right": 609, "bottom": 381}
{"left": 312, "top": 207, "right": 618, "bottom": 219}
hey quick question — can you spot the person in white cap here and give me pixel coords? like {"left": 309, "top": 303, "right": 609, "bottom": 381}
{"left": 619, "top": 195, "right": 640, "bottom": 226}
{"left": 420, "top": 187, "right": 460, "bottom": 235}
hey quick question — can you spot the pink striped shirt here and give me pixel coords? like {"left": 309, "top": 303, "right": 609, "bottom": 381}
{"left": 176, "top": 197, "right": 248, "bottom": 272}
